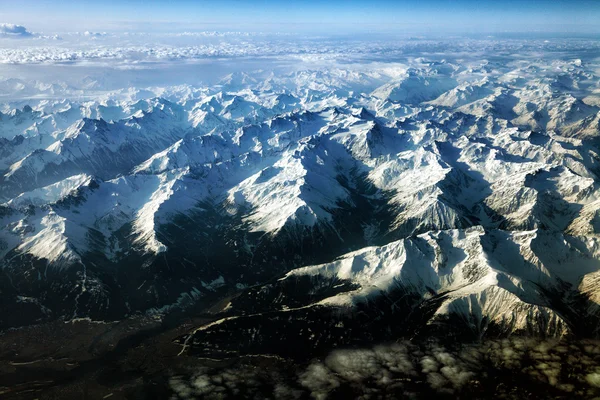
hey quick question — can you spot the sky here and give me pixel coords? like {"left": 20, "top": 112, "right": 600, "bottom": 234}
{"left": 1, "top": 0, "right": 600, "bottom": 34}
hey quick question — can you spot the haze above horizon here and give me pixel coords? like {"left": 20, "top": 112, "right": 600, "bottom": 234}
{"left": 2, "top": 0, "right": 599, "bottom": 35}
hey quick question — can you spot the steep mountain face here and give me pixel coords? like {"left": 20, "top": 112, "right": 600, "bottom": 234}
{"left": 1, "top": 55, "right": 600, "bottom": 356}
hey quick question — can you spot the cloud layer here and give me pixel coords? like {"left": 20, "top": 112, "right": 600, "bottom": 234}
{"left": 1, "top": 35, "right": 599, "bottom": 65}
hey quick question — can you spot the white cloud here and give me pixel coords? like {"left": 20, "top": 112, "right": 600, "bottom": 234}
{"left": 83, "top": 31, "right": 107, "bottom": 38}
{"left": 0, "top": 23, "right": 33, "bottom": 38}
{"left": 0, "top": 35, "right": 597, "bottom": 66}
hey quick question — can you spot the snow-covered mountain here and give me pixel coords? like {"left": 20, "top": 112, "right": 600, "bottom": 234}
{"left": 1, "top": 53, "right": 600, "bottom": 355}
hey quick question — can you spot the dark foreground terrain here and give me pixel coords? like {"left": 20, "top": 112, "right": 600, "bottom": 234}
{"left": 2, "top": 312, "right": 600, "bottom": 400}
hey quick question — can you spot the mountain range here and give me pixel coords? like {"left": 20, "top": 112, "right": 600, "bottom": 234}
{"left": 2, "top": 57, "right": 600, "bottom": 360}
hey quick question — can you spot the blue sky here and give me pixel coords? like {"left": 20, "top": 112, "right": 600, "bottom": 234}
{"left": 3, "top": 0, "right": 600, "bottom": 34}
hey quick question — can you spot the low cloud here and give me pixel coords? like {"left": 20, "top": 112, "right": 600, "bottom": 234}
{"left": 83, "top": 31, "right": 108, "bottom": 38}
{"left": 0, "top": 23, "right": 33, "bottom": 38}
{"left": 169, "top": 339, "right": 600, "bottom": 399}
